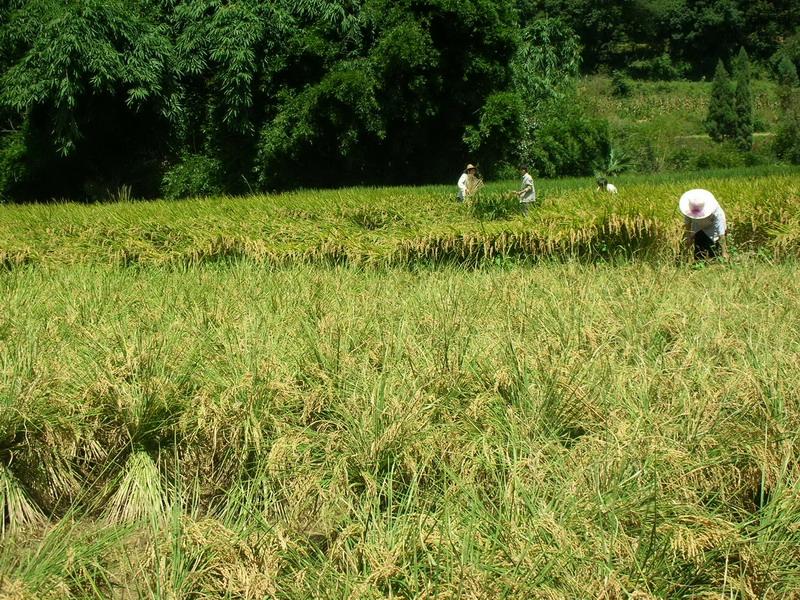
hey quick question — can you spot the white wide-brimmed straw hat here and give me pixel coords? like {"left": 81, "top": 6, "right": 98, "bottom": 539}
{"left": 679, "top": 189, "right": 719, "bottom": 220}
{"left": 465, "top": 164, "right": 477, "bottom": 171}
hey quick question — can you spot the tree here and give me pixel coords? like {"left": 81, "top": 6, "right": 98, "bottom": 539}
{"left": 732, "top": 47, "right": 753, "bottom": 151}
{"left": 705, "top": 60, "right": 737, "bottom": 143}
{"left": 771, "top": 28, "right": 800, "bottom": 76}
{"left": 776, "top": 55, "right": 799, "bottom": 111}
{"left": 511, "top": 17, "right": 581, "bottom": 110}
{"left": 774, "top": 54, "right": 800, "bottom": 164}
{"left": 256, "top": 0, "right": 521, "bottom": 189}
{"left": 464, "top": 17, "right": 587, "bottom": 176}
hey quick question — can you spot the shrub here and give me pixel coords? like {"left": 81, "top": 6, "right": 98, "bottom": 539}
{"left": 692, "top": 142, "right": 746, "bottom": 170}
{"left": 773, "top": 55, "right": 800, "bottom": 164}
{"left": 774, "top": 112, "right": 800, "bottom": 164}
{"left": 161, "top": 154, "right": 223, "bottom": 200}
{"left": 494, "top": 162, "right": 522, "bottom": 181}
{"left": 528, "top": 105, "right": 610, "bottom": 178}
{"left": 770, "top": 29, "right": 800, "bottom": 77}
{"left": 628, "top": 53, "right": 687, "bottom": 80}
{"left": 610, "top": 70, "right": 633, "bottom": 97}
{"left": 776, "top": 55, "right": 799, "bottom": 91}
{"left": 594, "top": 146, "right": 630, "bottom": 178}
{"left": 742, "top": 150, "right": 770, "bottom": 167}
{"left": 0, "top": 130, "right": 26, "bottom": 202}
{"left": 666, "top": 147, "right": 693, "bottom": 171}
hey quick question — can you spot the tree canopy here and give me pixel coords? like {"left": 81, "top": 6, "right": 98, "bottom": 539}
{"left": 0, "top": 0, "right": 798, "bottom": 200}
{"left": 520, "top": 0, "right": 800, "bottom": 76}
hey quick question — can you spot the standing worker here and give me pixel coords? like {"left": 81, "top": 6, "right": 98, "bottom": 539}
{"left": 679, "top": 189, "right": 729, "bottom": 260}
{"left": 518, "top": 165, "right": 536, "bottom": 214}
{"left": 457, "top": 164, "right": 478, "bottom": 202}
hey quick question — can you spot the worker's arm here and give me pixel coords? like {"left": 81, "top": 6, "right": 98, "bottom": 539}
{"left": 718, "top": 235, "right": 729, "bottom": 259}
{"left": 683, "top": 220, "right": 694, "bottom": 259}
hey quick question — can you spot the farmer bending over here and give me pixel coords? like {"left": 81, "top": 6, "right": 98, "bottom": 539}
{"left": 518, "top": 165, "right": 536, "bottom": 214}
{"left": 679, "top": 189, "right": 729, "bottom": 261}
{"left": 596, "top": 177, "right": 618, "bottom": 194}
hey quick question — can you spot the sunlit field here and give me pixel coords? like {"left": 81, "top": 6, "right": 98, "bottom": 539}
{"left": 1, "top": 169, "right": 800, "bottom": 598}
{"left": 1, "top": 260, "right": 799, "bottom": 597}
{"left": 1, "top": 167, "right": 799, "bottom": 269}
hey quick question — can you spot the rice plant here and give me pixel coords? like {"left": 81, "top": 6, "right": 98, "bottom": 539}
{"left": 0, "top": 259, "right": 797, "bottom": 596}
{"left": 0, "top": 167, "right": 799, "bottom": 595}
{"left": 0, "top": 166, "right": 798, "bottom": 269}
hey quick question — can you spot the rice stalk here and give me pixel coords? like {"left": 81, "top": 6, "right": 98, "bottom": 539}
{"left": 0, "top": 464, "right": 45, "bottom": 535}
{"left": 104, "top": 451, "right": 170, "bottom": 525}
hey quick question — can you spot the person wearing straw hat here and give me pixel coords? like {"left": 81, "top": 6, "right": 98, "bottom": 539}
{"left": 457, "top": 164, "right": 477, "bottom": 202}
{"left": 679, "top": 189, "right": 729, "bottom": 260}
{"left": 517, "top": 165, "right": 536, "bottom": 214}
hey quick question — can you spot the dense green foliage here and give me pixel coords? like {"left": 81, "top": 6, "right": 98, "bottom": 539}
{"left": 520, "top": 0, "right": 800, "bottom": 76}
{"left": 0, "top": 0, "right": 523, "bottom": 200}
{"left": 774, "top": 57, "right": 800, "bottom": 164}
{"left": 774, "top": 101, "right": 800, "bottom": 164}
{"left": 0, "top": 1, "right": 798, "bottom": 201}
{"left": 777, "top": 56, "right": 800, "bottom": 100}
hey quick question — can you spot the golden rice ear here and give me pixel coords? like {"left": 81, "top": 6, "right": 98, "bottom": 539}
{"left": 465, "top": 174, "right": 484, "bottom": 197}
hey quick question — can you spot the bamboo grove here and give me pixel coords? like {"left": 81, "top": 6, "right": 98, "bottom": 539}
{"left": 2, "top": 0, "right": 799, "bottom": 201}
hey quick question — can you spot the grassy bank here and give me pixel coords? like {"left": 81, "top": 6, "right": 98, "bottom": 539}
{"left": 1, "top": 260, "right": 799, "bottom": 597}
{"left": 1, "top": 167, "right": 799, "bottom": 269}
{"left": 581, "top": 77, "right": 781, "bottom": 137}
{"left": 579, "top": 76, "right": 782, "bottom": 172}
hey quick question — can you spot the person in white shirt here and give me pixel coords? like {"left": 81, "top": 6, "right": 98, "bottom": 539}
{"left": 457, "top": 164, "right": 477, "bottom": 202}
{"left": 596, "top": 177, "right": 618, "bottom": 194}
{"left": 679, "top": 189, "right": 729, "bottom": 260}
{"left": 517, "top": 165, "right": 536, "bottom": 214}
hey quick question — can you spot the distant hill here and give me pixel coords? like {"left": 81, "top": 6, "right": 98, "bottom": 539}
{"left": 579, "top": 76, "right": 781, "bottom": 172}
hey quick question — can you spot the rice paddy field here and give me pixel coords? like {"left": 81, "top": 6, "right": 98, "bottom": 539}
{"left": 1, "top": 167, "right": 800, "bottom": 598}
{"left": 1, "top": 166, "right": 799, "bottom": 269}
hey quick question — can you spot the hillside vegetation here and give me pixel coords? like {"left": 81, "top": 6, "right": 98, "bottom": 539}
{"left": 2, "top": 1, "right": 798, "bottom": 200}
{"left": 579, "top": 76, "right": 782, "bottom": 172}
